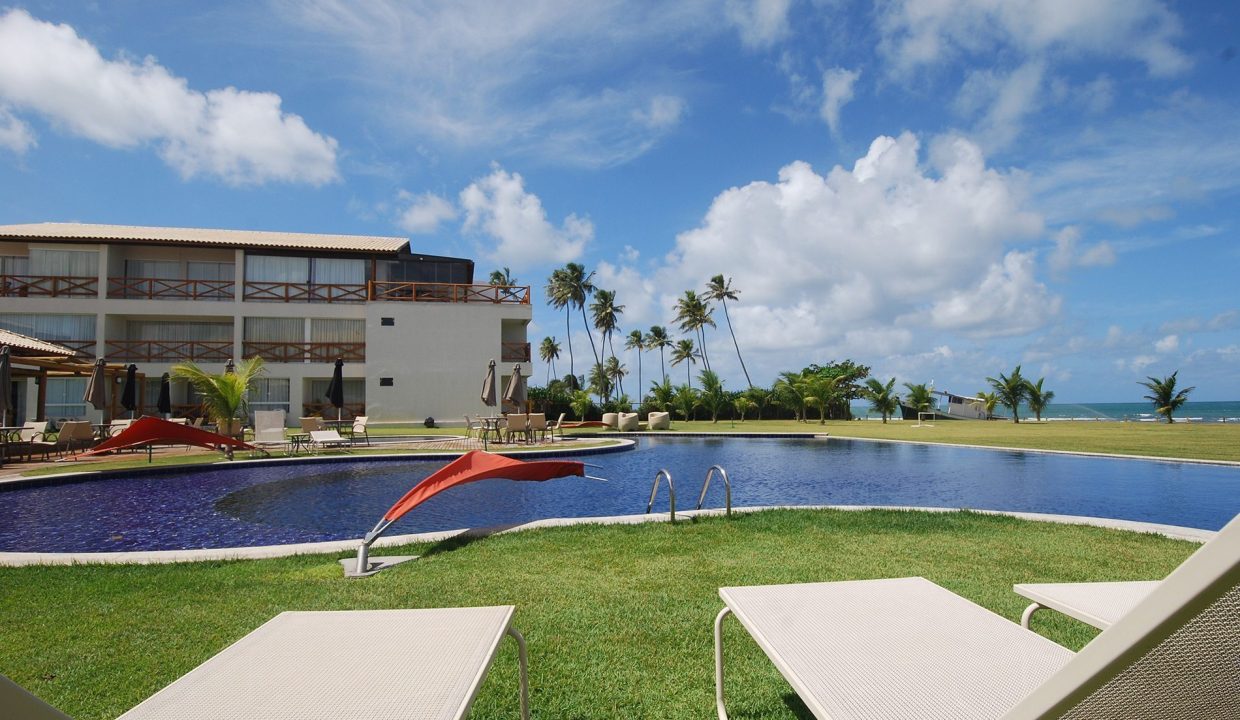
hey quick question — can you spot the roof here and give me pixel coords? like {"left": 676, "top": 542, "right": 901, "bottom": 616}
{"left": 0, "top": 329, "right": 81, "bottom": 357}
{"left": 0, "top": 222, "right": 409, "bottom": 254}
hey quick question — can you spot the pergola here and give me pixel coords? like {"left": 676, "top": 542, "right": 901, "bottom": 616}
{"left": 1, "top": 329, "right": 146, "bottom": 422}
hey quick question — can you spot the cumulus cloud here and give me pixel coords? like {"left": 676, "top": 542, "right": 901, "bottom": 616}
{"left": 396, "top": 191, "right": 457, "bottom": 234}
{"left": 0, "top": 9, "right": 338, "bottom": 185}
{"left": 1155, "top": 334, "right": 1179, "bottom": 353}
{"left": 622, "top": 132, "right": 1052, "bottom": 375}
{"left": 0, "top": 106, "right": 34, "bottom": 154}
{"left": 460, "top": 164, "right": 591, "bottom": 268}
{"left": 878, "top": 0, "right": 1191, "bottom": 78}
{"left": 820, "top": 67, "right": 860, "bottom": 136}
{"left": 725, "top": 0, "right": 793, "bottom": 49}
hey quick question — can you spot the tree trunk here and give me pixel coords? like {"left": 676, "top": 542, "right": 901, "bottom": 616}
{"left": 722, "top": 300, "right": 752, "bottom": 388}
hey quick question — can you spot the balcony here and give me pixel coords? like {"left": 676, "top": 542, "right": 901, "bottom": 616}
{"left": 371, "top": 282, "right": 530, "bottom": 304}
{"left": 0, "top": 274, "right": 97, "bottom": 298}
{"left": 108, "top": 277, "right": 235, "bottom": 301}
{"left": 501, "top": 341, "right": 531, "bottom": 363}
{"left": 105, "top": 339, "right": 232, "bottom": 363}
{"left": 243, "top": 281, "right": 368, "bottom": 303}
{"left": 243, "top": 341, "right": 365, "bottom": 363}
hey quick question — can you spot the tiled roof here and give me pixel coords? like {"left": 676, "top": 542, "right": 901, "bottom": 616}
{"left": 0, "top": 222, "right": 409, "bottom": 253}
{"left": 0, "top": 329, "right": 80, "bottom": 357}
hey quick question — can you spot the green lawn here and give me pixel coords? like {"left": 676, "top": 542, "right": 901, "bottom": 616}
{"left": 0, "top": 509, "right": 1196, "bottom": 719}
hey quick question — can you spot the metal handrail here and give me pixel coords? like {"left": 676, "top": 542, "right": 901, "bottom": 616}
{"left": 696, "top": 465, "right": 731, "bottom": 517}
{"left": 645, "top": 468, "right": 675, "bottom": 521}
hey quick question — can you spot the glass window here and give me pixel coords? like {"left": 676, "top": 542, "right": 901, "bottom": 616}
{"left": 29, "top": 248, "right": 99, "bottom": 277}
{"left": 0, "top": 255, "right": 29, "bottom": 275}
{"left": 126, "top": 320, "right": 233, "bottom": 342}
{"left": 307, "top": 377, "right": 365, "bottom": 409}
{"left": 46, "top": 377, "right": 88, "bottom": 420}
{"left": 0, "top": 314, "right": 95, "bottom": 341}
{"left": 310, "top": 319, "right": 364, "bottom": 344}
{"left": 125, "top": 259, "right": 181, "bottom": 279}
{"left": 245, "top": 255, "right": 309, "bottom": 283}
{"left": 312, "top": 258, "right": 365, "bottom": 285}
{"left": 244, "top": 317, "right": 303, "bottom": 343}
{"left": 187, "top": 261, "right": 234, "bottom": 281}
{"left": 249, "top": 378, "right": 290, "bottom": 420}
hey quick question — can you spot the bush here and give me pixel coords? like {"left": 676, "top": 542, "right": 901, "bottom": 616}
{"left": 424, "top": 417, "right": 436, "bottom": 428}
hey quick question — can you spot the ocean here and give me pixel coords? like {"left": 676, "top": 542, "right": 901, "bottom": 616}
{"left": 850, "top": 400, "right": 1240, "bottom": 423}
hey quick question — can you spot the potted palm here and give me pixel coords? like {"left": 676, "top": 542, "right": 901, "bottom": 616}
{"left": 171, "top": 357, "right": 266, "bottom": 458}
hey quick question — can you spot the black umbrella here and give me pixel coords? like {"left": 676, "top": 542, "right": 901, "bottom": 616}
{"left": 0, "top": 346, "right": 11, "bottom": 426}
{"left": 157, "top": 372, "right": 172, "bottom": 417}
{"left": 325, "top": 357, "right": 345, "bottom": 422}
{"left": 120, "top": 364, "right": 139, "bottom": 418}
{"left": 83, "top": 358, "right": 107, "bottom": 411}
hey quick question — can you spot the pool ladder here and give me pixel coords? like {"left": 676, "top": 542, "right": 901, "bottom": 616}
{"left": 645, "top": 465, "right": 731, "bottom": 522}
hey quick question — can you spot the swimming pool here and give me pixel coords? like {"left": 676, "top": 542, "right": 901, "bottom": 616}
{"left": 1, "top": 437, "right": 1237, "bottom": 552}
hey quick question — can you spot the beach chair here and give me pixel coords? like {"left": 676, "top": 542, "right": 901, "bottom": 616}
{"left": 299, "top": 416, "right": 324, "bottom": 434}
{"left": 713, "top": 512, "right": 1240, "bottom": 719}
{"left": 107, "top": 418, "right": 133, "bottom": 437}
{"left": 251, "top": 410, "right": 287, "bottom": 453}
{"left": 1015, "top": 580, "right": 1161, "bottom": 631}
{"left": 310, "top": 429, "right": 351, "bottom": 452}
{"left": 526, "top": 412, "right": 548, "bottom": 442}
{"left": 3, "top": 606, "right": 530, "bottom": 720}
{"left": 27, "top": 420, "right": 94, "bottom": 458}
{"left": 504, "top": 415, "right": 532, "bottom": 444}
{"left": 547, "top": 412, "right": 566, "bottom": 441}
{"left": 7, "top": 421, "right": 49, "bottom": 461}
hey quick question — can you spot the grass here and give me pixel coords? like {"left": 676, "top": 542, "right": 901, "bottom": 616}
{"left": 0, "top": 509, "right": 1196, "bottom": 719}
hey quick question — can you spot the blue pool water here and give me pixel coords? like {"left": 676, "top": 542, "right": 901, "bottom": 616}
{"left": 1, "top": 437, "right": 1237, "bottom": 552}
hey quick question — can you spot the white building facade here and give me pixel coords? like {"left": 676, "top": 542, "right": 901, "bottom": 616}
{"left": 0, "top": 223, "right": 531, "bottom": 425}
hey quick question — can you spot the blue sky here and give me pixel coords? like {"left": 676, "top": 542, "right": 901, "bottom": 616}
{"left": 1, "top": 1, "right": 1237, "bottom": 402}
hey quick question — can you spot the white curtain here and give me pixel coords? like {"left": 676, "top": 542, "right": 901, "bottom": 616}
{"left": 126, "top": 320, "right": 232, "bottom": 342}
{"left": 0, "top": 255, "right": 29, "bottom": 275}
{"left": 0, "top": 314, "right": 95, "bottom": 341}
{"left": 249, "top": 378, "right": 291, "bottom": 419}
{"left": 188, "top": 261, "right": 234, "bottom": 281}
{"left": 245, "top": 255, "right": 309, "bottom": 283}
{"left": 45, "top": 378, "right": 88, "bottom": 420}
{"left": 244, "top": 317, "right": 303, "bottom": 343}
{"left": 29, "top": 248, "right": 99, "bottom": 277}
{"left": 310, "top": 319, "right": 364, "bottom": 343}
{"left": 312, "top": 258, "right": 365, "bottom": 285}
{"left": 125, "top": 259, "right": 180, "bottom": 279}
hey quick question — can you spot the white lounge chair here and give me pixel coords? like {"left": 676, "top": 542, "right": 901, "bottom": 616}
{"left": 347, "top": 415, "right": 370, "bottom": 446}
{"left": 4, "top": 606, "right": 530, "bottom": 720}
{"left": 310, "top": 429, "right": 351, "bottom": 452}
{"left": 1015, "top": 580, "right": 1160, "bottom": 630}
{"left": 714, "top": 512, "right": 1240, "bottom": 719}
{"left": 251, "top": 410, "right": 287, "bottom": 453}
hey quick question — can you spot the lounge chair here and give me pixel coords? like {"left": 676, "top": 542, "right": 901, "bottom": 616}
{"left": 251, "top": 410, "right": 287, "bottom": 453}
{"left": 299, "top": 416, "right": 325, "bottom": 434}
{"left": 27, "top": 420, "right": 94, "bottom": 458}
{"left": 3, "top": 606, "right": 530, "bottom": 720}
{"left": 713, "top": 512, "right": 1240, "bottom": 719}
{"left": 7, "top": 421, "right": 49, "bottom": 461}
{"left": 107, "top": 418, "right": 133, "bottom": 437}
{"left": 1015, "top": 580, "right": 1160, "bottom": 630}
{"left": 547, "top": 412, "right": 566, "bottom": 441}
{"left": 310, "top": 429, "right": 351, "bottom": 452}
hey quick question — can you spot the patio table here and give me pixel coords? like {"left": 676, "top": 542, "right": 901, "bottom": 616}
{"left": 116, "top": 606, "right": 529, "bottom": 720}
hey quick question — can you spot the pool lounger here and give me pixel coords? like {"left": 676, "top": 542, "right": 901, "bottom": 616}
{"left": 713, "top": 511, "right": 1239, "bottom": 719}
{"left": 1015, "top": 580, "right": 1160, "bottom": 630}
{"left": 5, "top": 606, "right": 530, "bottom": 720}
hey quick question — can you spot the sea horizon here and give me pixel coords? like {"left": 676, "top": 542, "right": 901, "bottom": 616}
{"left": 851, "top": 400, "right": 1240, "bottom": 423}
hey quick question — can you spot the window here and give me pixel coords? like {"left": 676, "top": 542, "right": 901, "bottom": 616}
{"left": 307, "top": 377, "right": 364, "bottom": 410}
{"left": 311, "top": 258, "right": 365, "bottom": 285}
{"left": 46, "top": 377, "right": 88, "bottom": 420}
{"left": 0, "top": 255, "right": 29, "bottom": 275}
{"left": 245, "top": 255, "right": 310, "bottom": 283}
{"left": 249, "top": 378, "right": 290, "bottom": 419}
{"left": 187, "top": 261, "right": 234, "bottom": 282}
{"left": 310, "top": 319, "right": 364, "bottom": 344}
{"left": 0, "top": 314, "right": 95, "bottom": 342}
{"left": 380, "top": 317, "right": 394, "bottom": 326}
{"left": 29, "top": 248, "right": 98, "bottom": 277}
{"left": 244, "top": 318, "right": 303, "bottom": 343}
{"left": 379, "top": 377, "right": 394, "bottom": 387}
{"left": 126, "top": 320, "right": 232, "bottom": 343}
{"left": 125, "top": 259, "right": 180, "bottom": 279}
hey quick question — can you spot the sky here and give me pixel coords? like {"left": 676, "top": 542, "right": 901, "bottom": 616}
{"left": 0, "top": 1, "right": 1237, "bottom": 402}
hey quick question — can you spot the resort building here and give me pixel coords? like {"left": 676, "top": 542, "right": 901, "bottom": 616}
{"left": 0, "top": 223, "right": 531, "bottom": 425}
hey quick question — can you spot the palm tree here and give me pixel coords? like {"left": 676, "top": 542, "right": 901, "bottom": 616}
{"left": 733, "top": 395, "right": 753, "bottom": 422}
{"left": 538, "top": 336, "right": 561, "bottom": 384}
{"left": 590, "top": 289, "right": 624, "bottom": 395}
{"left": 864, "top": 377, "right": 899, "bottom": 423}
{"left": 670, "top": 338, "right": 698, "bottom": 388}
{"left": 604, "top": 356, "right": 627, "bottom": 402}
{"left": 569, "top": 389, "right": 593, "bottom": 421}
{"left": 744, "top": 386, "right": 771, "bottom": 420}
{"left": 624, "top": 330, "right": 645, "bottom": 403}
{"left": 646, "top": 326, "right": 672, "bottom": 383}
{"left": 672, "top": 384, "right": 699, "bottom": 421}
{"left": 801, "top": 374, "right": 840, "bottom": 424}
{"left": 987, "top": 365, "right": 1028, "bottom": 423}
{"left": 698, "top": 369, "right": 728, "bottom": 423}
{"left": 705, "top": 274, "right": 752, "bottom": 387}
{"left": 1138, "top": 371, "right": 1195, "bottom": 424}
{"left": 902, "top": 382, "right": 934, "bottom": 416}
{"left": 487, "top": 267, "right": 517, "bottom": 286}
{"left": 561, "top": 263, "right": 601, "bottom": 373}
{"left": 673, "top": 290, "right": 715, "bottom": 372}
{"left": 1025, "top": 377, "right": 1055, "bottom": 422}
{"left": 973, "top": 391, "right": 1000, "bottom": 420}
{"left": 544, "top": 268, "right": 575, "bottom": 378}
{"left": 649, "top": 379, "right": 675, "bottom": 423}
{"left": 171, "top": 357, "right": 266, "bottom": 459}
{"left": 774, "top": 371, "right": 807, "bottom": 422}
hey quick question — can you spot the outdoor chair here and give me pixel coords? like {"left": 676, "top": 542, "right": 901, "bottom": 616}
{"left": 601, "top": 412, "right": 619, "bottom": 429}
{"left": 464, "top": 415, "right": 484, "bottom": 440}
{"left": 526, "top": 412, "right": 548, "bottom": 442}
{"left": 299, "top": 416, "right": 325, "bottom": 434}
{"left": 251, "top": 410, "right": 287, "bottom": 454}
{"left": 7, "top": 421, "right": 49, "bottom": 461}
{"left": 713, "top": 512, "right": 1240, "bottom": 719}
{"left": 647, "top": 411, "right": 670, "bottom": 430}
{"left": 107, "top": 419, "right": 133, "bottom": 437}
{"left": 1015, "top": 580, "right": 1160, "bottom": 631}
{"left": 618, "top": 412, "right": 639, "bottom": 431}
{"left": 504, "top": 415, "right": 532, "bottom": 444}
{"left": 347, "top": 415, "right": 370, "bottom": 446}
{"left": 547, "top": 412, "right": 566, "bottom": 441}
{"left": 310, "top": 429, "right": 351, "bottom": 452}
{"left": 27, "top": 420, "right": 95, "bottom": 458}
{"left": 2, "top": 606, "right": 531, "bottom": 720}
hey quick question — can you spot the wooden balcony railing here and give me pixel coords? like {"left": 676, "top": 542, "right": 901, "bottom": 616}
{"left": 243, "top": 281, "right": 368, "bottom": 303}
{"left": 242, "top": 341, "right": 365, "bottom": 363}
{"left": 370, "top": 281, "right": 530, "bottom": 304}
{"left": 108, "top": 277, "right": 235, "bottom": 301}
{"left": 0, "top": 274, "right": 98, "bottom": 298}
{"left": 501, "top": 341, "right": 531, "bottom": 363}
{"left": 105, "top": 339, "right": 232, "bottom": 362}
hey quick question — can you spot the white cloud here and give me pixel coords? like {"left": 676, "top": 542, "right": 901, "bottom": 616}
{"left": 1126, "top": 354, "right": 1158, "bottom": 373}
{"left": 460, "top": 164, "right": 591, "bottom": 269}
{"left": 819, "top": 67, "right": 860, "bottom": 136}
{"left": 725, "top": 0, "right": 792, "bottom": 49}
{"left": 632, "top": 95, "right": 686, "bottom": 130}
{"left": 1154, "top": 334, "right": 1179, "bottom": 353}
{"left": 1049, "top": 225, "right": 1116, "bottom": 273}
{"left": 878, "top": 0, "right": 1191, "bottom": 78}
{"left": 396, "top": 191, "right": 457, "bottom": 234}
{"left": 954, "top": 60, "right": 1045, "bottom": 150}
{"left": 0, "top": 9, "right": 338, "bottom": 185}
{"left": 623, "top": 132, "right": 1050, "bottom": 379}
{"left": 0, "top": 106, "right": 34, "bottom": 154}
